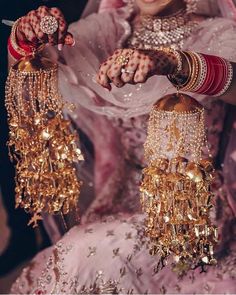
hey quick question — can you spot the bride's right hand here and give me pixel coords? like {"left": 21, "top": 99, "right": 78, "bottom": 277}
{"left": 16, "top": 6, "right": 74, "bottom": 47}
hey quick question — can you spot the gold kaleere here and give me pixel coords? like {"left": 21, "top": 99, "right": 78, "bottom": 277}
{"left": 140, "top": 93, "right": 218, "bottom": 272}
{"left": 5, "top": 53, "right": 84, "bottom": 227}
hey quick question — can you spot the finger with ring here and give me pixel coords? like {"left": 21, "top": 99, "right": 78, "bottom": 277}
{"left": 121, "top": 57, "right": 138, "bottom": 83}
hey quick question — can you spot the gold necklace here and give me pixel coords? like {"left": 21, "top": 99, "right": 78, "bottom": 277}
{"left": 127, "top": 8, "right": 198, "bottom": 50}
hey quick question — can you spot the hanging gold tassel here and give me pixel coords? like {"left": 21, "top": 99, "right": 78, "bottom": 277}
{"left": 140, "top": 93, "right": 218, "bottom": 272}
{"left": 5, "top": 54, "right": 83, "bottom": 227}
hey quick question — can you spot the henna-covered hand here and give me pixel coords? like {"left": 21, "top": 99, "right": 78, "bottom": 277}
{"left": 16, "top": 6, "right": 74, "bottom": 47}
{"left": 97, "top": 48, "right": 179, "bottom": 90}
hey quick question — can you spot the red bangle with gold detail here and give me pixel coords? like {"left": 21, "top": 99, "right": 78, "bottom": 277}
{"left": 8, "top": 37, "right": 24, "bottom": 60}
{"left": 196, "top": 54, "right": 233, "bottom": 96}
{"left": 207, "top": 57, "right": 225, "bottom": 95}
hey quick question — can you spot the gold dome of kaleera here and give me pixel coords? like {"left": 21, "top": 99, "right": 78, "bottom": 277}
{"left": 154, "top": 93, "right": 203, "bottom": 112}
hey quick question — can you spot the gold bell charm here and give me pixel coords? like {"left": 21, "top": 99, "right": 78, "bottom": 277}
{"left": 141, "top": 93, "right": 218, "bottom": 272}
{"left": 5, "top": 53, "right": 83, "bottom": 227}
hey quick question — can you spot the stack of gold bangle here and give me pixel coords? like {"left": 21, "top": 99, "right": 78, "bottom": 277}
{"left": 181, "top": 51, "right": 200, "bottom": 91}
{"left": 168, "top": 51, "right": 203, "bottom": 92}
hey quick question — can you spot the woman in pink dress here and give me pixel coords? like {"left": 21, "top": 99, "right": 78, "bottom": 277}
{"left": 8, "top": 0, "right": 236, "bottom": 293}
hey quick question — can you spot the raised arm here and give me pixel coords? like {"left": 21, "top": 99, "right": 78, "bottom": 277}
{"left": 8, "top": 6, "right": 74, "bottom": 68}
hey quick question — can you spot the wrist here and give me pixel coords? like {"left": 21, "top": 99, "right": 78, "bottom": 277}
{"left": 155, "top": 48, "right": 182, "bottom": 76}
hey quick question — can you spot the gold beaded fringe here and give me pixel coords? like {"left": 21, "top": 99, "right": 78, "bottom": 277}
{"left": 5, "top": 57, "right": 83, "bottom": 227}
{"left": 140, "top": 93, "right": 218, "bottom": 272}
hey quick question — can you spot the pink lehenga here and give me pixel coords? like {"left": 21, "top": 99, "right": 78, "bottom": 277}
{"left": 11, "top": 0, "right": 236, "bottom": 293}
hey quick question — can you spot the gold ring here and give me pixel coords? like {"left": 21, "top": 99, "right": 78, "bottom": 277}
{"left": 115, "top": 50, "right": 134, "bottom": 66}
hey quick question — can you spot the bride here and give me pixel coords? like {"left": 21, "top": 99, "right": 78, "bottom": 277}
{"left": 8, "top": 0, "right": 236, "bottom": 293}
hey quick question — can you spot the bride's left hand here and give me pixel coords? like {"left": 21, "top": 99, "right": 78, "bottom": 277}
{"left": 97, "top": 48, "right": 178, "bottom": 90}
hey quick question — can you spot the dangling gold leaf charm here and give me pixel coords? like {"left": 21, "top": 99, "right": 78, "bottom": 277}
{"left": 141, "top": 93, "right": 217, "bottom": 272}
{"left": 5, "top": 54, "right": 84, "bottom": 226}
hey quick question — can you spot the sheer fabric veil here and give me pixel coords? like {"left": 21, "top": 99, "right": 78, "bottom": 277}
{"left": 82, "top": 0, "right": 101, "bottom": 18}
